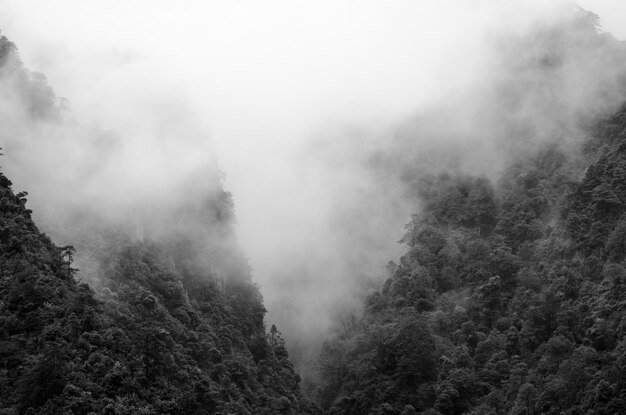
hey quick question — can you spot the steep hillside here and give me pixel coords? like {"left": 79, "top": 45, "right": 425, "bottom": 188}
{"left": 313, "top": 14, "right": 626, "bottom": 415}
{"left": 314, "top": 107, "right": 626, "bottom": 415}
{"left": 0, "top": 33, "right": 316, "bottom": 415}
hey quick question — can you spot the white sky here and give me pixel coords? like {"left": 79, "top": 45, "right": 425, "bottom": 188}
{"left": 0, "top": 0, "right": 499, "bottom": 275}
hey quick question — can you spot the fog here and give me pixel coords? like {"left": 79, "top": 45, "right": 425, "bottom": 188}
{"left": 1, "top": 0, "right": 626, "bottom": 382}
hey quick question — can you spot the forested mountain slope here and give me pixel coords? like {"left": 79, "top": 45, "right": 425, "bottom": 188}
{"left": 313, "top": 15, "right": 626, "bottom": 415}
{"left": 315, "top": 107, "right": 626, "bottom": 415}
{"left": 315, "top": 77, "right": 626, "bottom": 415}
{"left": 0, "top": 34, "right": 316, "bottom": 415}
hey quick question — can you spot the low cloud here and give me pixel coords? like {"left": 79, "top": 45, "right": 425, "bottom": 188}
{"left": 1, "top": 0, "right": 625, "bottom": 381}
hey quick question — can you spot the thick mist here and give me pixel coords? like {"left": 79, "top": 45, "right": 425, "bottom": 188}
{"left": 2, "top": 0, "right": 626, "bottom": 384}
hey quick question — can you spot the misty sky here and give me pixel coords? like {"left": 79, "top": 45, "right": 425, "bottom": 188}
{"left": 2, "top": 0, "right": 626, "bottom": 369}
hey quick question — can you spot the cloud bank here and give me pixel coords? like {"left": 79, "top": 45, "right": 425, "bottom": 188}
{"left": 1, "top": 0, "right": 626, "bottom": 381}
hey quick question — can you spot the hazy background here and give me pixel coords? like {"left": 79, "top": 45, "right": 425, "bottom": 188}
{"left": 1, "top": 0, "right": 626, "bottom": 380}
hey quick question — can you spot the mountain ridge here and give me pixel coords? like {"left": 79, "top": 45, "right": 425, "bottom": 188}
{"left": 0, "top": 30, "right": 318, "bottom": 414}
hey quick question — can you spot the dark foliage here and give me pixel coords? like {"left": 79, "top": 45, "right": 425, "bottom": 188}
{"left": 0, "top": 166, "right": 318, "bottom": 414}
{"left": 315, "top": 106, "right": 626, "bottom": 414}
{"left": 0, "top": 34, "right": 317, "bottom": 414}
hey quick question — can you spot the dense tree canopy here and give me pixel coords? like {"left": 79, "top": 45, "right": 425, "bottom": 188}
{"left": 0, "top": 32, "right": 317, "bottom": 415}
{"left": 314, "top": 107, "right": 626, "bottom": 414}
